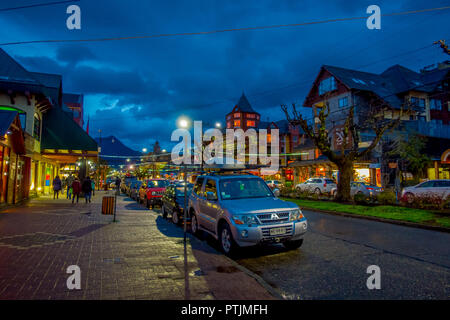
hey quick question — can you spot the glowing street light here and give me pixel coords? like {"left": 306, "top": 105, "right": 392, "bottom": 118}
{"left": 178, "top": 117, "right": 190, "bottom": 129}
{"left": 215, "top": 122, "right": 222, "bottom": 128}
{"left": 142, "top": 148, "right": 148, "bottom": 153}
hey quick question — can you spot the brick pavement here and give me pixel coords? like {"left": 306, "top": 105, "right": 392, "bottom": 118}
{"left": 0, "top": 191, "right": 275, "bottom": 300}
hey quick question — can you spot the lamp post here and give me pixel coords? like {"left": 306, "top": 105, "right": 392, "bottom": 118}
{"left": 178, "top": 117, "right": 190, "bottom": 243}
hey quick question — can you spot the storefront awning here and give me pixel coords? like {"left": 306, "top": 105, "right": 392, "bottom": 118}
{"left": 41, "top": 106, "right": 98, "bottom": 153}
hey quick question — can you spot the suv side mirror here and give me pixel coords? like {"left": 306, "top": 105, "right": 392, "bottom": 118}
{"left": 273, "top": 188, "right": 280, "bottom": 197}
{"left": 206, "top": 192, "right": 218, "bottom": 201}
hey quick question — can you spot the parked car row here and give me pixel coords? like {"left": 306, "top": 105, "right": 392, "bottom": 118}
{"left": 119, "top": 174, "right": 307, "bottom": 256}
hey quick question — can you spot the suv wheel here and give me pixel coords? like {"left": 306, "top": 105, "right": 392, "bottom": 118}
{"left": 314, "top": 188, "right": 321, "bottom": 195}
{"left": 191, "top": 214, "right": 199, "bottom": 235}
{"left": 145, "top": 198, "right": 150, "bottom": 209}
{"left": 172, "top": 210, "right": 179, "bottom": 225}
{"left": 283, "top": 239, "right": 303, "bottom": 250}
{"left": 162, "top": 205, "right": 168, "bottom": 219}
{"left": 219, "top": 223, "right": 237, "bottom": 255}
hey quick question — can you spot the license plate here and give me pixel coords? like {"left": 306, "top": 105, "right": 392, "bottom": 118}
{"left": 270, "top": 227, "right": 286, "bottom": 236}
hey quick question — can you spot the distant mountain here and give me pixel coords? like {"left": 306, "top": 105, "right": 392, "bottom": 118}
{"left": 95, "top": 135, "right": 141, "bottom": 166}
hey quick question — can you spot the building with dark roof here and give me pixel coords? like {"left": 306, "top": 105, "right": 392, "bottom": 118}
{"left": 290, "top": 62, "right": 450, "bottom": 186}
{"left": 224, "top": 93, "right": 303, "bottom": 181}
{"left": 0, "top": 48, "right": 98, "bottom": 201}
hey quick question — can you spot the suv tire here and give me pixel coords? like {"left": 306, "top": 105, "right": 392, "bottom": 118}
{"left": 191, "top": 213, "right": 200, "bottom": 236}
{"left": 162, "top": 205, "right": 168, "bottom": 219}
{"left": 314, "top": 188, "right": 321, "bottom": 195}
{"left": 283, "top": 239, "right": 303, "bottom": 250}
{"left": 172, "top": 210, "right": 180, "bottom": 225}
{"left": 219, "top": 223, "right": 237, "bottom": 256}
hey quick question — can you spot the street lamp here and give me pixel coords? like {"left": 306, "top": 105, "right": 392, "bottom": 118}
{"left": 215, "top": 122, "right": 222, "bottom": 128}
{"left": 178, "top": 118, "right": 189, "bottom": 129}
{"left": 142, "top": 148, "right": 148, "bottom": 153}
{"left": 176, "top": 117, "right": 191, "bottom": 243}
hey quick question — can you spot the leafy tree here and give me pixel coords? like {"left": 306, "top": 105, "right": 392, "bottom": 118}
{"left": 387, "top": 133, "right": 431, "bottom": 180}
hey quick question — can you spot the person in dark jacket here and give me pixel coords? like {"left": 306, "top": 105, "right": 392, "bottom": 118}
{"left": 72, "top": 177, "right": 82, "bottom": 204}
{"left": 82, "top": 177, "right": 93, "bottom": 203}
{"left": 53, "top": 176, "right": 62, "bottom": 199}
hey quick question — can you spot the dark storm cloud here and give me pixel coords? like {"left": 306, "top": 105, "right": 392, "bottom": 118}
{"left": 56, "top": 45, "right": 96, "bottom": 65}
{"left": 3, "top": 0, "right": 449, "bottom": 150}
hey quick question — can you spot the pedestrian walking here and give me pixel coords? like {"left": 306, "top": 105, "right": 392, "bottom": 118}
{"left": 115, "top": 176, "right": 121, "bottom": 195}
{"left": 91, "top": 178, "right": 95, "bottom": 197}
{"left": 72, "top": 177, "right": 81, "bottom": 204}
{"left": 52, "top": 176, "right": 62, "bottom": 199}
{"left": 66, "top": 174, "right": 74, "bottom": 199}
{"left": 82, "top": 176, "right": 93, "bottom": 203}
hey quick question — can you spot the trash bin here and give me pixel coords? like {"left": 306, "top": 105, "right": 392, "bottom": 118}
{"left": 102, "top": 196, "right": 115, "bottom": 215}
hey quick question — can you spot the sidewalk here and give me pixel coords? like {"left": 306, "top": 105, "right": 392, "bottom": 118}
{"left": 0, "top": 191, "right": 275, "bottom": 300}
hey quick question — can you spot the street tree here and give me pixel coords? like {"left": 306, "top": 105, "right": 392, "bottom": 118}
{"left": 387, "top": 133, "right": 431, "bottom": 181}
{"left": 282, "top": 94, "right": 407, "bottom": 202}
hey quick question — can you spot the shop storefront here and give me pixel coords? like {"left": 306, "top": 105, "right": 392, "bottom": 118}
{"left": 0, "top": 110, "right": 30, "bottom": 205}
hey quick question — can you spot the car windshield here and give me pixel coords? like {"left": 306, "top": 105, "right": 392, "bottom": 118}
{"left": 219, "top": 178, "right": 273, "bottom": 200}
{"left": 147, "top": 180, "right": 169, "bottom": 188}
{"left": 175, "top": 185, "right": 193, "bottom": 196}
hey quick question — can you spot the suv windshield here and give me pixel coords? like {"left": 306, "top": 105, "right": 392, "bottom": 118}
{"left": 219, "top": 178, "right": 273, "bottom": 200}
{"left": 175, "top": 185, "right": 193, "bottom": 196}
{"left": 147, "top": 180, "right": 169, "bottom": 188}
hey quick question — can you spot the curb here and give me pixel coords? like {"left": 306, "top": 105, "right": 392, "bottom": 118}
{"left": 300, "top": 206, "right": 450, "bottom": 233}
{"left": 223, "top": 256, "right": 284, "bottom": 300}
{"left": 187, "top": 230, "right": 283, "bottom": 300}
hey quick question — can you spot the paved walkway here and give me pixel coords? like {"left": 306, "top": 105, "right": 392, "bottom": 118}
{"left": 0, "top": 191, "right": 274, "bottom": 300}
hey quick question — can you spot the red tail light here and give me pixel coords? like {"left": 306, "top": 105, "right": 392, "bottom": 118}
{"left": 366, "top": 187, "right": 374, "bottom": 190}
{"left": 324, "top": 182, "right": 327, "bottom": 187}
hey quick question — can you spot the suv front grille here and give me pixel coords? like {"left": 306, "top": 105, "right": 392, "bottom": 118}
{"left": 257, "top": 212, "right": 290, "bottom": 224}
{"left": 261, "top": 225, "right": 293, "bottom": 238}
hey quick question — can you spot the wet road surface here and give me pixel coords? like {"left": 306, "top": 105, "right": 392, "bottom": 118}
{"left": 232, "top": 210, "right": 450, "bottom": 299}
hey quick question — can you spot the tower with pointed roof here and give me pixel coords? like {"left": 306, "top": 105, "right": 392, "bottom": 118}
{"left": 226, "top": 93, "right": 261, "bottom": 130}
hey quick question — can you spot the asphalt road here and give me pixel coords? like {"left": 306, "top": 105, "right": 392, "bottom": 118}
{"left": 232, "top": 210, "right": 450, "bottom": 300}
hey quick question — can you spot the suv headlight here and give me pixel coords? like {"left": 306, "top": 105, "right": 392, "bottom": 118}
{"left": 290, "top": 209, "right": 304, "bottom": 221}
{"left": 232, "top": 214, "right": 259, "bottom": 225}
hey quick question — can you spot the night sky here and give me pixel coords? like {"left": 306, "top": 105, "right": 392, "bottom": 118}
{"left": 0, "top": 0, "right": 449, "bottom": 152}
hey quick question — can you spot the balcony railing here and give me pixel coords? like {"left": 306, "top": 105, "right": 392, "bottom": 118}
{"left": 400, "top": 120, "right": 450, "bottom": 139}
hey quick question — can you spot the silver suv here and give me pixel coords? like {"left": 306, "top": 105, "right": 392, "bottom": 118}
{"left": 188, "top": 174, "right": 307, "bottom": 255}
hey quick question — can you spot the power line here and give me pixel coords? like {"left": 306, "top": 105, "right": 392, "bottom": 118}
{"left": 0, "top": 0, "right": 79, "bottom": 12}
{"left": 1, "top": 5, "right": 450, "bottom": 46}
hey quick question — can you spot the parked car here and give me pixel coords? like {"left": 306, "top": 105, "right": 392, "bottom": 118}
{"left": 296, "top": 178, "right": 336, "bottom": 195}
{"left": 401, "top": 179, "right": 450, "bottom": 204}
{"left": 265, "top": 180, "right": 282, "bottom": 190}
{"left": 331, "top": 181, "right": 383, "bottom": 198}
{"left": 139, "top": 179, "right": 170, "bottom": 209}
{"left": 129, "top": 180, "right": 143, "bottom": 201}
{"left": 188, "top": 174, "right": 307, "bottom": 255}
{"left": 161, "top": 183, "right": 194, "bottom": 224}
